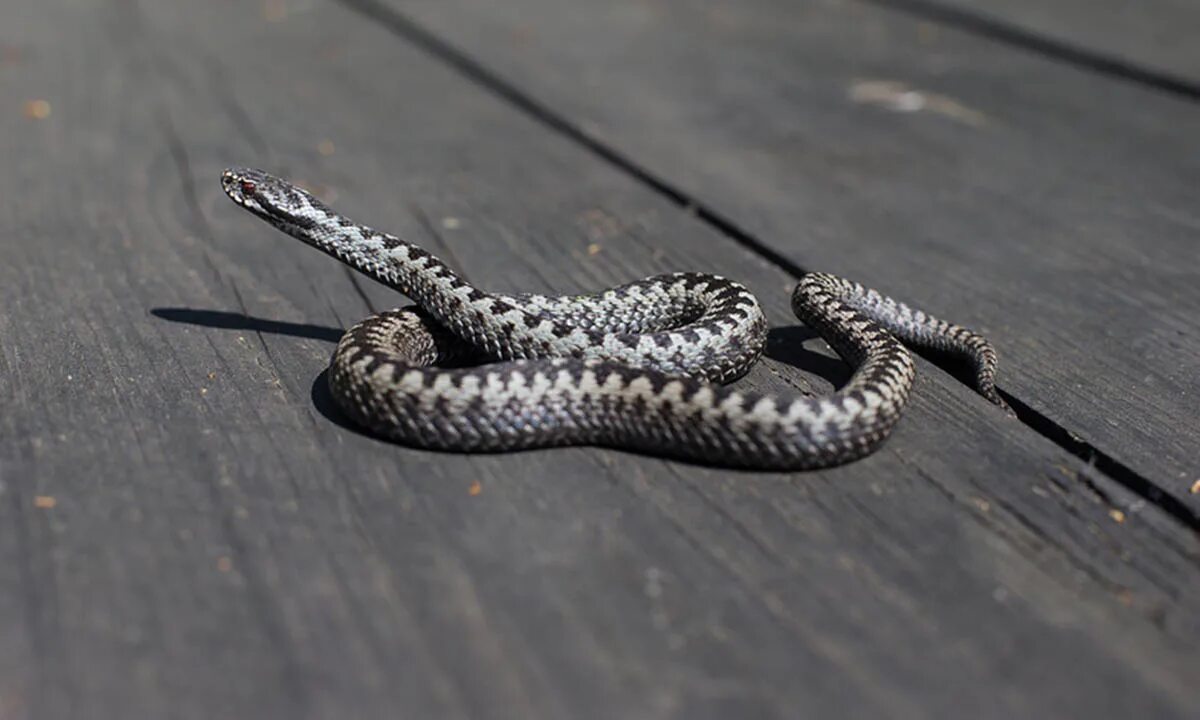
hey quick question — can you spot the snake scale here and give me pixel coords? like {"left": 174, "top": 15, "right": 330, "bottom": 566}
{"left": 221, "top": 168, "right": 1008, "bottom": 469}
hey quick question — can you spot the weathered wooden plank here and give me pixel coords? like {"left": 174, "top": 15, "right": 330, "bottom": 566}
{"left": 0, "top": 1, "right": 1196, "bottom": 718}
{"left": 900, "top": 0, "right": 1200, "bottom": 86}
{"left": 381, "top": 0, "right": 1200, "bottom": 512}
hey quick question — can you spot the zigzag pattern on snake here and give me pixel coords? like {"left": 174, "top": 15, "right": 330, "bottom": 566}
{"left": 221, "top": 167, "right": 1008, "bottom": 470}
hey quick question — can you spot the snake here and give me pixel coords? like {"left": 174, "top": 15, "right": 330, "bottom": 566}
{"left": 221, "top": 167, "right": 1008, "bottom": 470}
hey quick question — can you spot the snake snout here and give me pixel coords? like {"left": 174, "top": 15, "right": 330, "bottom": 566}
{"left": 220, "top": 167, "right": 328, "bottom": 234}
{"left": 221, "top": 167, "right": 270, "bottom": 203}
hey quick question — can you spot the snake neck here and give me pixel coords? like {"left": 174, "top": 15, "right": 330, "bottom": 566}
{"left": 232, "top": 171, "right": 766, "bottom": 380}
{"left": 274, "top": 207, "right": 597, "bottom": 359}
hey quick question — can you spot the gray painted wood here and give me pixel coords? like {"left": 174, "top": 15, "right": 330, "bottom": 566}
{"left": 919, "top": 0, "right": 1200, "bottom": 84}
{"left": 0, "top": 1, "right": 1196, "bottom": 718}
{"left": 384, "top": 0, "right": 1200, "bottom": 512}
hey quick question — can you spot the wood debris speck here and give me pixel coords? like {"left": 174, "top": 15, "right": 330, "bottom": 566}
{"left": 578, "top": 208, "right": 623, "bottom": 240}
{"left": 23, "top": 99, "right": 50, "bottom": 120}
{"left": 849, "top": 80, "right": 987, "bottom": 127}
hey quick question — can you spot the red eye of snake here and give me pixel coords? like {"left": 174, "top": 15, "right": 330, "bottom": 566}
{"left": 240, "top": 180, "right": 257, "bottom": 196}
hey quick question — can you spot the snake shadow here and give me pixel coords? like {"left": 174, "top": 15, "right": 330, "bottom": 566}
{"left": 152, "top": 306, "right": 364, "bottom": 428}
{"left": 153, "top": 306, "right": 380, "bottom": 435}
{"left": 763, "top": 325, "right": 853, "bottom": 388}
{"left": 151, "top": 308, "right": 346, "bottom": 343}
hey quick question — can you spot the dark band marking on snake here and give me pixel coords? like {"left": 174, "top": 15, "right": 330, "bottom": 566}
{"left": 221, "top": 168, "right": 1008, "bottom": 469}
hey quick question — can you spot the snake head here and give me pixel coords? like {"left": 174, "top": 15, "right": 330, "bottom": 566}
{"left": 221, "top": 167, "right": 324, "bottom": 231}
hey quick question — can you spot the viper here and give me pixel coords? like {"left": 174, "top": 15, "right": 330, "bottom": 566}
{"left": 221, "top": 167, "right": 1007, "bottom": 469}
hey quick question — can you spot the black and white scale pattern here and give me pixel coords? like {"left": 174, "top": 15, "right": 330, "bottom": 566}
{"left": 221, "top": 168, "right": 1008, "bottom": 469}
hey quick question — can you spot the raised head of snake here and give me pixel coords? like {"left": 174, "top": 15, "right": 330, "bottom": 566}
{"left": 221, "top": 167, "right": 327, "bottom": 237}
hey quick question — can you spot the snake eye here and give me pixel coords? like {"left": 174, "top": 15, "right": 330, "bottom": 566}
{"left": 240, "top": 180, "right": 257, "bottom": 196}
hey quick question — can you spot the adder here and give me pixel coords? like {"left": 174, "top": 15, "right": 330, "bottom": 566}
{"left": 221, "top": 167, "right": 1007, "bottom": 470}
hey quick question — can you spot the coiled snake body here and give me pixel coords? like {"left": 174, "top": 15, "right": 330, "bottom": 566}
{"left": 222, "top": 168, "right": 1007, "bottom": 469}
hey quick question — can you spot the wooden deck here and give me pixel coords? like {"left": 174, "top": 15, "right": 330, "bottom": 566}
{"left": 1, "top": 0, "right": 1196, "bottom": 717}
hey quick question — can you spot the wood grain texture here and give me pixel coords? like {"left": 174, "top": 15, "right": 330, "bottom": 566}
{"left": 0, "top": 1, "right": 1197, "bottom": 718}
{"left": 914, "top": 0, "right": 1200, "bottom": 84}
{"left": 383, "top": 0, "right": 1200, "bottom": 512}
